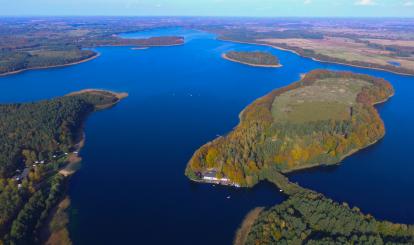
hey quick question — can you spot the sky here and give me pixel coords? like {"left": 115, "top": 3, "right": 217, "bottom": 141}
{"left": 1, "top": 0, "right": 413, "bottom": 17}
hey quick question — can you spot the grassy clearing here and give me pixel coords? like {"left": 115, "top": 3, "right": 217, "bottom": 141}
{"left": 271, "top": 78, "right": 370, "bottom": 123}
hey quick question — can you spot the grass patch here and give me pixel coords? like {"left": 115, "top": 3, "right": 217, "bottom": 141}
{"left": 271, "top": 78, "right": 370, "bottom": 123}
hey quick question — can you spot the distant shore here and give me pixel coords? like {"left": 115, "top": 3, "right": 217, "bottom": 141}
{"left": 219, "top": 38, "right": 414, "bottom": 76}
{"left": 0, "top": 52, "right": 100, "bottom": 77}
{"left": 222, "top": 53, "right": 282, "bottom": 68}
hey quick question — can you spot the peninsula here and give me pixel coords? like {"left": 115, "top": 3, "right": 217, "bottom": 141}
{"left": 236, "top": 172, "right": 414, "bottom": 245}
{"left": 0, "top": 89, "right": 127, "bottom": 244}
{"left": 223, "top": 51, "right": 281, "bottom": 68}
{"left": 185, "top": 70, "right": 394, "bottom": 187}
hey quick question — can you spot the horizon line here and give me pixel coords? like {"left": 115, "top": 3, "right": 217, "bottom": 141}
{"left": 1, "top": 15, "right": 414, "bottom": 19}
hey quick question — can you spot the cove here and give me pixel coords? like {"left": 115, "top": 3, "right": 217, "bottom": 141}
{"left": 0, "top": 28, "right": 413, "bottom": 244}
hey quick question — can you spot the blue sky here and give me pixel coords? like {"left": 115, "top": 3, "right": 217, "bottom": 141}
{"left": 1, "top": 0, "right": 413, "bottom": 17}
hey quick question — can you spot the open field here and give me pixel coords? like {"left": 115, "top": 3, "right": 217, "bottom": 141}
{"left": 258, "top": 37, "right": 414, "bottom": 72}
{"left": 271, "top": 77, "right": 370, "bottom": 123}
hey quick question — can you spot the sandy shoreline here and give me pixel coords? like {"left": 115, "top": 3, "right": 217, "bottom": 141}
{"left": 0, "top": 52, "right": 100, "bottom": 78}
{"left": 222, "top": 53, "right": 282, "bottom": 68}
{"left": 234, "top": 207, "right": 264, "bottom": 245}
{"left": 219, "top": 38, "right": 414, "bottom": 77}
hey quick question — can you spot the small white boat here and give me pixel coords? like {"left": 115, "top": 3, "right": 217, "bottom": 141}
{"left": 226, "top": 195, "right": 231, "bottom": 199}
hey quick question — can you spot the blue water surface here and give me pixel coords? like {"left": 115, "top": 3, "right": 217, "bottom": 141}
{"left": 0, "top": 28, "right": 413, "bottom": 244}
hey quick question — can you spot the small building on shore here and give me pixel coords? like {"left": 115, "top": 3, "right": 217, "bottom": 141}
{"left": 202, "top": 170, "right": 230, "bottom": 182}
{"left": 200, "top": 169, "right": 242, "bottom": 187}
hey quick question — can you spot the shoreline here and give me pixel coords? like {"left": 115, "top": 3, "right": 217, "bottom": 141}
{"left": 189, "top": 177, "right": 241, "bottom": 188}
{"left": 59, "top": 89, "right": 128, "bottom": 177}
{"left": 51, "top": 89, "right": 128, "bottom": 244}
{"left": 0, "top": 52, "right": 100, "bottom": 78}
{"left": 234, "top": 207, "right": 264, "bottom": 245}
{"left": 218, "top": 38, "right": 414, "bottom": 77}
{"left": 222, "top": 54, "right": 282, "bottom": 68}
{"left": 0, "top": 40, "right": 184, "bottom": 78}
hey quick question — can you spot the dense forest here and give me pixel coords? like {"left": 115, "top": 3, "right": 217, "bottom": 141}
{"left": 0, "top": 90, "right": 126, "bottom": 244}
{"left": 239, "top": 172, "right": 414, "bottom": 245}
{"left": 0, "top": 48, "right": 96, "bottom": 75}
{"left": 224, "top": 51, "right": 280, "bottom": 67}
{"left": 186, "top": 70, "right": 394, "bottom": 186}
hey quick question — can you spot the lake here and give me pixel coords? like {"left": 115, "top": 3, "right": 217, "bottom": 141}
{"left": 0, "top": 28, "right": 413, "bottom": 244}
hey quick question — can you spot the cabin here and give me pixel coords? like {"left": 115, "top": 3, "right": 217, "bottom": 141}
{"left": 13, "top": 168, "right": 30, "bottom": 183}
{"left": 202, "top": 170, "right": 230, "bottom": 182}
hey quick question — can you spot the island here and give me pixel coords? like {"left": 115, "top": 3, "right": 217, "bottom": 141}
{"left": 223, "top": 51, "right": 281, "bottom": 67}
{"left": 184, "top": 70, "right": 414, "bottom": 244}
{"left": 182, "top": 69, "right": 414, "bottom": 243}
{"left": 235, "top": 172, "right": 414, "bottom": 245}
{"left": 0, "top": 89, "right": 127, "bottom": 244}
{"left": 186, "top": 70, "right": 394, "bottom": 186}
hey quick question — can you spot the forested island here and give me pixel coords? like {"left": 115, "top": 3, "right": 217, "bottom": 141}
{"left": 183, "top": 70, "right": 413, "bottom": 244}
{"left": 235, "top": 172, "right": 414, "bottom": 245}
{"left": 0, "top": 89, "right": 127, "bottom": 244}
{"left": 185, "top": 70, "right": 394, "bottom": 186}
{"left": 223, "top": 51, "right": 281, "bottom": 67}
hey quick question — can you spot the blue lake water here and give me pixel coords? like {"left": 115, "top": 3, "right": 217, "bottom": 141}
{"left": 0, "top": 28, "right": 413, "bottom": 244}
{"left": 388, "top": 61, "right": 401, "bottom": 67}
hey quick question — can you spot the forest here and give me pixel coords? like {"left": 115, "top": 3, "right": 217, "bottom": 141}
{"left": 0, "top": 90, "right": 125, "bottom": 244}
{"left": 185, "top": 70, "right": 394, "bottom": 187}
{"left": 239, "top": 171, "right": 414, "bottom": 245}
{"left": 224, "top": 51, "right": 280, "bottom": 67}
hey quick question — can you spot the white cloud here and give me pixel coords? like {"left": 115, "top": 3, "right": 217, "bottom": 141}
{"left": 404, "top": 1, "right": 414, "bottom": 6}
{"left": 355, "top": 0, "right": 376, "bottom": 5}
{"left": 304, "top": 0, "right": 312, "bottom": 4}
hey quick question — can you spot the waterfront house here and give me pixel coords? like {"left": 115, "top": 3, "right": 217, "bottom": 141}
{"left": 202, "top": 170, "right": 230, "bottom": 182}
